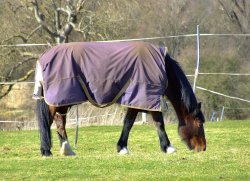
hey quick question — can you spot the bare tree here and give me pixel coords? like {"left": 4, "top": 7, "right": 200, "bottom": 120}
{"left": 31, "top": 0, "right": 87, "bottom": 44}
{"left": 0, "top": 0, "right": 140, "bottom": 99}
{"left": 0, "top": 1, "right": 39, "bottom": 99}
{"left": 0, "top": 0, "right": 84, "bottom": 98}
{"left": 218, "top": 0, "right": 250, "bottom": 33}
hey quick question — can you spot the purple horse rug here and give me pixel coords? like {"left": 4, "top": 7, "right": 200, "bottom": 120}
{"left": 33, "top": 42, "right": 168, "bottom": 111}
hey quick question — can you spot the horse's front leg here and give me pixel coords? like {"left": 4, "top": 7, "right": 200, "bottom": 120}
{"left": 54, "top": 112, "right": 75, "bottom": 156}
{"left": 150, "top": 111, "right": 176, "bottom": 154}
{"left": 117, "top": 108, "right": 138, "bottom": 155}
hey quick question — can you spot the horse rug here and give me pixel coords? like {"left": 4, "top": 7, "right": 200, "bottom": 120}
{"left": 33, "top": 42, "right": 168, "bottom": 111}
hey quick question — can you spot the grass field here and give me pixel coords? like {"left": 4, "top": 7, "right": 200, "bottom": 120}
{"left": 0, "top": 120, "right": 249, "bottom": 181}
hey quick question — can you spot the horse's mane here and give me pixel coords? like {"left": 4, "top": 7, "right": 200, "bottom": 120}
{"left": 165, "top": 54, "right": 198, "bottom": 113}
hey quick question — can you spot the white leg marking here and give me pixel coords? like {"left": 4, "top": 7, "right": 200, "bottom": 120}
{"left": 60, "top": 141, "right": 76, "bottom": 156}
{"left": 166, "top": 144, "right": 176, "bottom": 154}
{"left": 119, "top": 147, "right": 129, "bottom": 155}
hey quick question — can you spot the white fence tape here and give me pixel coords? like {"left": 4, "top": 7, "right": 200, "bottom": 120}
{"left": 3, "top": 72, "right": 250, "bottom": 84}
{"left": 224, "top": 107, "right": 250, "bottom": 110}
{"left": 199, "top": 73, "right": 250, "bottom": 76}
{"left": 0, "top": 120, "right": 23, "bottom": 123}
{"left": 196, "top": 86, "right": 250, "bottom": 103}
{"left": 0, "top": 81, "right": 35, "bottom": 85}
{"left": 0, "top": 43, "right": 51, "bottom": 47}
{"left": 1, "top": 32, "right": 250, "bottom": 126}
{"left": 1, "top": 33, "right": 250, "bottom": 47}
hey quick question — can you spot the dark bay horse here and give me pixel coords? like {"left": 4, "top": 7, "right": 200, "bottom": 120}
{"left": 34, "top": 42, "right": 206, "bottom": 156}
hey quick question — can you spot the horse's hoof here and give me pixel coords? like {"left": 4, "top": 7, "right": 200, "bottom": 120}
{"left": 41, "top": 150, "right": 52, "bottom": 157}
{"left": 60, "top": 141, "right": 76, "bottom": 156}
{"left": 166, "top": 145, "right": 176, "bottom": 154}
{"left": 119, "top": 147, "right": 129, "bottom": 155}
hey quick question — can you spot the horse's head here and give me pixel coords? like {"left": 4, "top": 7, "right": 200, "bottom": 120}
{"left": 179, "top": 102, "right": 206, "bottom": 152}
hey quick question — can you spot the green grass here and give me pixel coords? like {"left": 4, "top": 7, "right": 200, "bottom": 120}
{"left": 0, "top": 121, "right": 249, "bottom": 181}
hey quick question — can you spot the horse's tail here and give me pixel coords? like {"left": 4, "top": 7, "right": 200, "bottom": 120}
{"left": 37, "top": 98, "right": 52, "bottom": 155}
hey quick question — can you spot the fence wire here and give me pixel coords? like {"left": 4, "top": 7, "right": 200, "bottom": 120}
{"left": 1, "top": 32, "right": 250, "bottom": 130}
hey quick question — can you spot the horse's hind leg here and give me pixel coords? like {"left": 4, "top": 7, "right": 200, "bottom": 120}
{"left": 150, "top": 111, "right": 176, "bottom": 153}
{"left": 54, "top": 108, "right": 75, "bottom": 156}
{"left": 37, "top": 99, "right": 54, "bottom": 157}
{"left": 117, "top": 108, "right": 138, "bottom": 155}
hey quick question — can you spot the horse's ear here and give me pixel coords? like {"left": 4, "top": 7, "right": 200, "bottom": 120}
{"left": 193, "top": 102, "right": 202, "bottom": 116}
{"left": 197, "top": 102, "right": 201, "bottom": 110}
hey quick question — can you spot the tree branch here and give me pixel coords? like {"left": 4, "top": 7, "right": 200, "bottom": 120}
{"left": 0, "top": 50, "right": 15, "bottom": 57}
{"left": 1, "top": 35, "right": 28, "bottom": 44}
{"left": 231, "top": 11, "right": 243, "bottom": 32}
{"left": 76, "top": 0, "right": 87, "bottom": 12}
{"left": 27, "top": 25, "right": 42, "bottom": 39}
{"left": 31, "top": 0, "right": 57, "bottom": 37}
{"left": 6, "top": 57, "right": 36, "bottom": 81}
{"left": 218, "top": 0, "right": 232, "bottom": 19}
{"left": 218, "top": 0, "right": 244, "bottom": 33}
{"left": 16, "top": 69, "right": 35, "bottom": 82}
{"left": 0, "top": 84, "right": 14, "bottom": 99}
{"left": 0, "top": 69, "right": 35, "bottom": 100}
{"left": 233, "top": 0, "right": 246, "bottom": 16}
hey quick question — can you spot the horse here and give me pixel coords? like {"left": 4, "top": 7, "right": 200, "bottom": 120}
{"left": 33, "top": 42, "right": 206, "bottom": 157}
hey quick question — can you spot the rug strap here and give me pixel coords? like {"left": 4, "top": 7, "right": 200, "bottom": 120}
{"left": 77, "top": 75, "right": 131, "bottom": 108}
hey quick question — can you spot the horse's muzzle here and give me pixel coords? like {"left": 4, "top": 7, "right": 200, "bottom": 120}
{"left": 190, "top": 136, "right": 206, "bottom": 152}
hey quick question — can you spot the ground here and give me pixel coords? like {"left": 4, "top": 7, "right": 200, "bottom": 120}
{"left": 0, "top": 120, "right": 249, "bottom": 180}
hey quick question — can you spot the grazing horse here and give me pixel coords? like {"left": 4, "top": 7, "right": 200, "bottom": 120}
{"left": 33, "top": 42, "right": 206, "bottom": 157}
